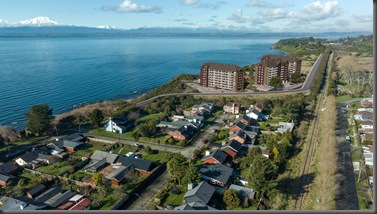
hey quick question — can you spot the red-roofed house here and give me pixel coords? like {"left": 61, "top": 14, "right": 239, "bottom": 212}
{"left": 68, "top": 198, "right": 91, "bottom": 210}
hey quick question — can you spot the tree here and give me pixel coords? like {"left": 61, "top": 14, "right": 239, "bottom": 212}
{"left": 0, "top": 126, "right": 18, "bottom": 145}
{"left": 89, "top": 109, "right": 104, "bottom": 130}
{"left": 144, "top": 146, "right": 153, "bottom": 154}
{"left": 24, "top": 104, "right": 54, "bottom": 135}
{"left": 223, "top": 189, "right": 241, "bottom": 209}
{"left": 93, "top": 172, "right": 104, "bottom": 187}
{"left": 269, "top": 76, "right": 283, "bottom": 88}
{"left": 182, "top": 164, "right": 202, "bottom": 188}
{"left": 246, "top": 155, "right": 278, "bottom": 207}
{"left": 290, "top": 72, "right": 302, "bottom": 83}
{"left": 167, "top": 154, "right": 188, "bottom": 186}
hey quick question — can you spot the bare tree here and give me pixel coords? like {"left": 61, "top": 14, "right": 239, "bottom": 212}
{"left": 0, "top": 126, "right": 18, "bottom": 144}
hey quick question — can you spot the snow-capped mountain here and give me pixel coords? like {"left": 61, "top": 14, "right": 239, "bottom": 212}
{"left": 96, "top": 25, "right": 121, "bottom": 30}
{"left": 19, "top": 16, "right": 61, "bottom": 26}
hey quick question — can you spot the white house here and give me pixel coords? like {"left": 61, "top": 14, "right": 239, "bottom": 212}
{"left": 360, "top": 120, "right": 373, "bottom": 129}
{"left": 104, "top": 117, "right": 130, "bottom": 133}
{"left": 246, "top": 109, "right": 262, "bottom": 121}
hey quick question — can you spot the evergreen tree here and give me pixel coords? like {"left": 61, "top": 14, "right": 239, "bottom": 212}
{"left": 269, "top": 76, "right": 283, "bottom": 88}
{"left": 182, "top": 164, "right": 202, "bottom": 188}
{"left": 167, "top": 154, "right": 188, "bottom": 186}
{"left": 89, "top": 109, "right": 104, "bottom": 130}
{"left": 24, "top": 104, "right": 54, "bottom": 135}
{"left": 223, "top": 189, "right": 241, "bottom": 209}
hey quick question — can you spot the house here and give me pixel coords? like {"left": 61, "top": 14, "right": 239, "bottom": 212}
{"left": 239, "top": 114, "right": 254, "bottom": 126}
{"left": 186, "top": 116, "right": 204, "bottom": 125}
{"left": 221, "top": 140, "right": 244, "bottom": 158}
{"left": 116, "top": 155, "right": 155, "bottom": 176}
{"left": 360, "top": 120, "right": 373, "bottom": 129}
{"left": 249, "top": 103, "right": 263, "bottom": 113}
{"left": 201, "top": 149, "right": 229, "bottom": 165}
{"left": 105, "top": 165, "right": 133, "bottom": 186}
{"left": 197, "top": 163, "right": 233, "bottom": 190}
{"left": 84, "top": 158, "right": 108, "bottom": 173}
{"left": 157, "top": 120, "right": 199, "bottom": 130}
{"left": 104, "top": 117, "right": 130, "bottom": 133}
{"left": 0, "top": 196, "right": 48, "bottom": 210}
{"left": 190, "top": 102, "right": 214, "bottom": 116}
{"left": 0, "top": 162, "right": 19, "bottom": 176}
{"left": 55, "top": 201, "right": 74, "bottom": 210}
{"left": 184, "top": 181, "right": 216, "bottom": 205}
{"left": 64, "top": 133, "right": 88, "bottom": 143}
{"left": 229, "top": 121, "right": 247, "bottom": 132}
{"left": 244, "top": 145, "right": 270, "bottom": 158}
{"left": 277, "top": 122, "right": 294, "bottom": 133}
{"left": 174, "top": 201, "right": 217, "bottom": 210}
{"left": 47, "top": 190, "right": 76, "bottom": 208}
{"left": 15, "top": 150, "right": 59, "bottom": 169}
{"left": 363, "top": 153, "right": 373, "bottom": 166}
{"left": 68, "top": 198, "right": 91, "bottom": 210}
{"left": 166, "top": 125, "right": 195, "bottom": 141}
{"left": 34, "top": 187, "right": 62, "bottom": 203}
{"left": 47, "top": 139, "right": 83, "bottom": 153}
{"left": 361, "top": 98, "right": 373, "bottom": 107}
{"left": 223, "top": 103, "right": 241, "bottom": 114}
{"left": 247, "top": 109, "right": 262, "bottom": 121}
{"left": 229, "top": 130, "right": 254, "bottom": 144}
{"left": 90, "top": 150, "right": 119, "bottom": 164}
{"left": 26, "top": 184, "right": 46, "bottom": 199}
{"left": 0, "top": 174, "right": 13, "bottom": 187}
{"left": 229, "top": 184, "right": 255, "bottom": 200}
{"left": 361, "top": 133, "right": 373, "bottom": 142}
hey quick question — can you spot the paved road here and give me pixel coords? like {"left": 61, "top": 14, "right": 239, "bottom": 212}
{"left": 335, "top": 99, "right": 362, "bottom": 210}
{"left": 136, "top": 54, "right": 324, "bottom": 108}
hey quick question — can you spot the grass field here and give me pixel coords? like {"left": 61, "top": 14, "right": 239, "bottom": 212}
{"left": 137, "top": 112, "right": 164, "bottom": 123}
{"left": 162, "top": 192, "right": 185, "bottom": 207}
{"left": 37, "top": 161, "right": 74, "bottom": 176}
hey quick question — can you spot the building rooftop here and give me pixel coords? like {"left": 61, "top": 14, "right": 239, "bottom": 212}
{"left": 202, "top": 62, "right": 242, "bottom": 72}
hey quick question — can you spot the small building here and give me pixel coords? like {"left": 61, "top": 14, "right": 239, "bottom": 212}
{"left": 201, "top": 149, "right": 229, "bottom": 165}
{"left": 184, "top": 181, "right": 216, "bottom": 205}
{"left": 223, "top": 103, "right": 241, "bottom": 114}
{"left": 174, "top": 201, "right": 217, "bottom": 210}
{"left": 84, "top": 158, "right": 108, "bottom": 173}
{"left": 361, "top": 98, "right": 373, "bottom": 108}
{"left": 247, "top": 109, "right": 262, "bottom": 121}
{"left": 197, "top": 163, "right": 233, "bottom": 189}
{"left": 0, "top": 162, "right": 19, "bottom": 176}
{"left": 0, "top": 196, "right": 48, "bottom": 210}
{"left": 186, "top": 115, "right": 204, "bottom": 125}
{"left": 277, "top": 122, "right": 294, "bottom": 133}
{"left": 229, "top": 184, "right": 255, "bottom": 200}
{"left": 104, "top": 117, "right": 130, "bottom": 133}
{"left": 15, "top": 150, "right": 59, "bottom": 169}
{"left": 221, "top": 140, "right": 244, "bottom": 158}
{"left": 90, "top": 150, "right": 119, "bottom": 164}
{"left": 360, "top": 120, "right": 373, "bottom": 129}
{"left": 105, "top": 165, "right": 133, "bottom": 186}
{"left": 47, "top": 139, "right": 83, "bottom": 153}
{"left": 166, "top": 125, "right": 195, "bottom": 141}
{"left": 34, "top": 187, "right": 62, "bottom": 204}
{"left": 26, "top": 184, "right": 46, "bottom": 199}
{"left": 116, "top": 156, "right": 155, "bottom": 176}
{"left": 64, "top": 133, "right": 88, "bottom": 143}
{"left": 0, "top": 174, "right": 13, "bottom": 187}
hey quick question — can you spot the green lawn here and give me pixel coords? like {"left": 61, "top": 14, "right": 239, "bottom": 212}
{"left": 137, "top": 113, "right": 164, "bottom": 123}
{"left": 143, "top": 151, "right": 171, "bottom": 164}
{"left": 138, "top": 135, "right": 170, "bottom": 144}
{"left": 71, "top": 170, "right": 92, "bottom": 181}
{"left": 0, "top": 136, "right": 49, "bottom": 152}
{"left": 336, "top": 95, "right": 352, "bottom": 104}
{"left": 37, "top": 161, "right": 74, "bottom": 176}
{"left": 162, "top": 192, "right": 185, "bottom": 207}
{"left": 114, "top": 146, "right": 137, "bottom": 155}
{"left": 88, "top": 128, "right": 136, "bottom": 141}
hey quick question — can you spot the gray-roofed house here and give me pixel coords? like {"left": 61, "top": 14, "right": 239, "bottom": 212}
{"left": 105, "top": 165, "right": 133, "bottom": 186}
{"left": 90, "top": 150, "right": 119, "bottom": 164}
{"left": 174, "top": 201, "right": 217, "bottom": 210}
{"left": 84, "top": 158, "right": 108, "bottom": 173}
{"left": 115, "top": 156, "right": 155, "bottom": 176}
{"left": 15, "top": 150, "right": 59, "bottom": 169}
{"left": 221, "top": 140, "right": 244, "bottom": 158}
{"left": 197, "top": 163, "right": 233, "bottom": 191}
{"left": 47, "top": 139, "right": 83, "bottom": 153}
{"left": 0, "top": 174, "right": 13, "bottom": 187}
{"left": 166, "top": 125, "right": 196, "bottom": 141}
{"left": 64, "top": 133, "right": 88, "bottom": 143}
{"left": 0, "top": 162, "right": 19, "bottom": 176}
{"left": 26, "top": 184, "right": 46, "bottom": 199}
{"left": 48, "top": 190, "right": 76, "bottom": 208}
{"left": 34, "top": 187, "right": 62, "bottom": 203}
{"left": 183, "top": 181, "right": 216, "bottom": 205}
{"left": 104, "top": 117, "right": 130, "bottom": 133}
{"left": 0, "top": 196, "right": 48, "bottom": 210}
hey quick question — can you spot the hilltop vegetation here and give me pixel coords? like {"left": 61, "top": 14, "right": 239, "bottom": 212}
{"left": 273, "top": 37, "right": 327, "bottom": 57}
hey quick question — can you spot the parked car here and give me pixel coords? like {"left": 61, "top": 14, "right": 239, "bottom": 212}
{"left": 346, "top": 136, "right": 351, "bottom": 142}
{"left": 202, "top": 139, "right": 208, "bottom": 144}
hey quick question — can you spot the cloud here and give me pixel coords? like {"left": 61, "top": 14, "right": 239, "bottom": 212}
{"left": 0, "top": 19, "right": 9, "bottom": 26}
{"left": 288, "top": 1, "right": 341, "bottom": 21}
{"left": 102, "top": 0, "right": 162, "bottom": 14}
{"left": 198, "top": 1, "right": 227, "bottom": 10}
{"left": 182, "top": 0, "right": 198, "bottom": 5}
{"left": 258, "top": 8, "right": 287, "bottom": 21}
{"left": 353, "top": 14, "right": 372, "bottom": 22}
{"left": 247, "top": 0, "right": 276, "bottom": 8}
{"left": 173, "top": 18, "right": 189, "bottom": 22}
{"left": 227, "top": 9, "right": 252, "bottom": 23}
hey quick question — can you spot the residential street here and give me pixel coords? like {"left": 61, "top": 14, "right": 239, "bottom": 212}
{"left": 335, "top": 99, "right": 362, "bottom": 210}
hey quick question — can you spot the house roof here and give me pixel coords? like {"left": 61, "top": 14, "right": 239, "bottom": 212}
{"left": 116, "top": 156, "right": 154, "bottom": 172}
{"left": 110, "top": 117, "right": 128, "bottom": 124}
{"left": 18, "top": 150, "right": 44, "bottom": 163}
{"left": 27, "top": 184, "right": 46, "bottom": 196}
{"left": 178, "top": 125, "right": 196, "bottom": 138}
{"left": 55, "top": 201, "right": 74, "bottom": 210}
{"left": 251, "top": 109, "right": 261, "bottom": 116}
{"left": 0, "top": 196, "right": 47, "bottom": 210}
{"left": 84, "top": 158, "right": 107, "bottom": 171}
{"left": 184, "top": 181, "right": 216, "bottom": 205}
{"left": 0, "top": 173, "right": 12, "bottom": 182}
{"left": 222, "top": 140, "right": 242, "bottom": 152}
{"left": 361, "top": 120, "right": 373, "bottom": 125}
{"left": 68, "top": 198, "right": 91, "bottom": 210}
{"left": 35, "top": 187, "right": 62, "bottom": 203}
{"left": 0, "top": 161, "right": 18, "bottom": 175}
{"left": 201, "top": 149, "right": 228, "bottom": 163}
{"left": 198, "top": 163, "right": 233, "bottom": 185}
{"left": 64, "top": 133, "right": 86, "bottom": 142}
{"left": 229, "top": 184, "right": 255, "bottom": 199}
{"left": 48, "top": 140, "right": 82, "bottom": 150}
{"left": 90, "top": 150, "right": 119, "bottom": 164}
{"left": 231, "top": 121, "right": 247, "bottom": 130}
{"left": 49, "top": 190, "right": 76, "bottom": 208}
{"left": 105, "top": 165, "right": 130, "bottom": 181}
{"left": 202, "top": 62, "right": 242, "bottom": 73}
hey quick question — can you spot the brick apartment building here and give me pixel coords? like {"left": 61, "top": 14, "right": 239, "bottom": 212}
{"left": 255, "top": 55, "right": 301, "bottom": 86}
{"left": 200, "top": 62, "right": 244, "bottom": 91}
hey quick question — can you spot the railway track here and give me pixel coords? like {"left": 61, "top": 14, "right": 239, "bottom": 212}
{"left": 293, "top": 52, "right": 332, "bottom": 210}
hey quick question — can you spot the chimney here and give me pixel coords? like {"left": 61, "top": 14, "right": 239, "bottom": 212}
{"left": 205, "top": 151, "right": 210, "bottom": 156}
{"left": 188, "top": 183, "right": 194, "bottom": 190}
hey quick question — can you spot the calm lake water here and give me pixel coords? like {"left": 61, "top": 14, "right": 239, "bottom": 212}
{"left": 0, "top": 35, "right": 290, "bottom": 129}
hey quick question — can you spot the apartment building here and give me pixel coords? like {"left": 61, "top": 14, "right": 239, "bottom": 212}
{"left": 200, "top": 62, "right": 244, "bottom": 91}
{"left": 255, "top": 55, "right": 301, "bottom": 86}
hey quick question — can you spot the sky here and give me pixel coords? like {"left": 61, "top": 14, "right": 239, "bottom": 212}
{"left": 0, "top": 0, "right": 373, "bottom": 32}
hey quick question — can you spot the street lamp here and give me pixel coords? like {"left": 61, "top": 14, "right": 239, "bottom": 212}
{"left": 135, "top": 193, "right": 144, "bottom": 210}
